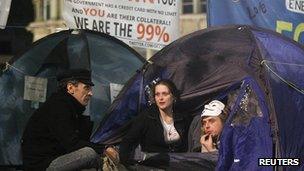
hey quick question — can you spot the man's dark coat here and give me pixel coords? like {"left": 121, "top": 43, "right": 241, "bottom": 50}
{"left": 22, "top": 90, "right": 103, "bottom": 170}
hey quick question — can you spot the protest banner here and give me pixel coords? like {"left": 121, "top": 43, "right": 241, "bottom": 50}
{"left": 0, "top": 0, "right": 12, "bottom": 29}
{"left": 63, "top": 0, "right": 180, "bottom": 50}
{"left": 207, "top": 0, "right": 304, "bottom": 44}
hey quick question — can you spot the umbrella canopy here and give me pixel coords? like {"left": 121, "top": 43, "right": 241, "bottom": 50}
{"left": 92, "top": 25, "right": 304, "bottom": 170}
{"left": 0, "top": 29, "right": 145, "bottom": 165}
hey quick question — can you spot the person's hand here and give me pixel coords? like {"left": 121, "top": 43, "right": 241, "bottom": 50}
{"left": 104, "top": 146, "right": 119, "bottom": 164}
{"left": 200, "top": 134, "right": 216, "bottom": 152}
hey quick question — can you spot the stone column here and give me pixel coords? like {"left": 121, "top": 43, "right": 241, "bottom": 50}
{"left": 193, "top": 0, "right": 201, "bottom": 14}
{"left": 34, "top": 0, "right": 42, "bottom": 21}
{"left": 50, "top": 0, "right": 58, "bottom": 20}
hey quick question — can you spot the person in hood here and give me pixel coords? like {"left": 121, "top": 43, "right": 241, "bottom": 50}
{"left": 22, "top": 68, "right": 103, "bottom": 171}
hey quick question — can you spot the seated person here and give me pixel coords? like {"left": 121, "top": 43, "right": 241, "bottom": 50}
{"left": 117, "top": 79, "right": 191, "bottom": 166}
{"left": 22, "top": 69, "right": 104, "bottom": 171}
{"left": 200, "top": 100, "right": 229, "bottom": 153}
{"left": 105, "top": 99, "right": 227, "bottom": 170}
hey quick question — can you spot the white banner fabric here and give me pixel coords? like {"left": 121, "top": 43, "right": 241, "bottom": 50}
{"left": 0, "top": 0, "right": 12, "bottom": 29}
{"left": 63, "top": 0, "right": 180, "bottom": 50}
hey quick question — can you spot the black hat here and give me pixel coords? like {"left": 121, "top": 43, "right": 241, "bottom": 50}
{"left": 57, "top": 69, "right": 94, "bottom": 86}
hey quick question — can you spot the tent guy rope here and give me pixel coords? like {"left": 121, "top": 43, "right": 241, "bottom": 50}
{"left": 261, "top": 60, "right": 304, "bottom": 95}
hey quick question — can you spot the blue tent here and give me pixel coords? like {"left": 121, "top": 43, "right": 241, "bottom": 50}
{"left": 92, "top": 25, "right": 304, "bottom": 170}
{"left": 0, "top": 29, "right": 145, "bottom": 166}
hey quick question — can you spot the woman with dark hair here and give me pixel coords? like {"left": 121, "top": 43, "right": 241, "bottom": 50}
{"left": 118, "top": 79, "right": 191, "bottom": 166}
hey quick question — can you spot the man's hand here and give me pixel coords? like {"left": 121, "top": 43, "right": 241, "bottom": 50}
{"left": 200, "top": 134, "right": 216, "bottom": 152}
{"left": 104, "top": 147, "right": 119, "bottom": 164}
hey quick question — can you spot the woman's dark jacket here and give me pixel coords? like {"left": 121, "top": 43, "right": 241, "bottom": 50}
{"left": 119, "top": 105, "right": 191, "bottom": 165}
{"left": 21, "top": 90, "right": 103, "bottom": 170}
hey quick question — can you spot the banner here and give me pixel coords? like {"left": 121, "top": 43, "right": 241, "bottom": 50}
{"left": 23, "top": 76, "right": 48, "bottom": 103}
{"left": 63, "top": 0, "right": 180, "bottom": 50}
{"left": 0, "top": 0, "right": 12, "bottom": 29}
{"left": 207, "top": 0, "right": 304, "bottom": 44}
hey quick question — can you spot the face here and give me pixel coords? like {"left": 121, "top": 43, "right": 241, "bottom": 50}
{"left": 67, "top": 82, "right": 93, "bottom": 106}
{"left": 202, "top": 116, "right": 223, "bottom": 137}
{"left": 154, "top": 84, "right": 175, "bottom": 112}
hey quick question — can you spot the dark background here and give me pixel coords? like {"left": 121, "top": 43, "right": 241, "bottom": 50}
{"left": 0, "top": 0, "right": 34, "bottom": 63}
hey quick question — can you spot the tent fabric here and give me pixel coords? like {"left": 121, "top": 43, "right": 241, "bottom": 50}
{"left": 92, "top": 25, "right": 304, "bottom": 170}
{"left": 252, "top": 30, "right": 304, "bottom": 170}
{"left": 91, "top": 71, "right": 146, "bottom": 144}
{"left": 129, "top": 152, "right": 217, "bottom": 171}
{"left": 0, "top": 29, "right": 145, "bottom": 165}
{"left": 218, "top": 77, "right": 272, "bottom": 171}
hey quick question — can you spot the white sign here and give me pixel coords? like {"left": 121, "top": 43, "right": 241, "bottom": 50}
{"left": 24, "top": 76, "right": 48, "bottom": 102}
{"left": 109, "top": 83, "right": 124, "bottom": 103}
{"left": 286, "top": 0, "right": 304, "bottom": 14}
{"left": 63, "top": 0, "right": 180, "bottom": 50}
{"left": 0, "top": 0, "right": 12, "bottom": 29}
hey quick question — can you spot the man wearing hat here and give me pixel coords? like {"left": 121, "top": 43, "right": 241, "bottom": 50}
{"left": 200, "top": 100, "right": 229, "bottom": 153}
{"left": 22, "top": 68, "right": 103, "bottom": 171}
